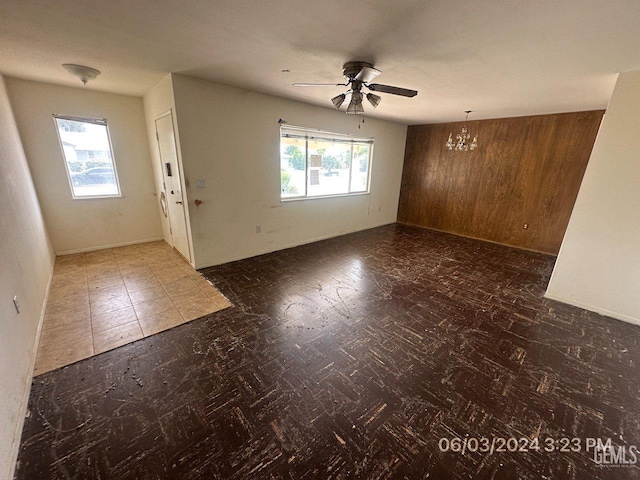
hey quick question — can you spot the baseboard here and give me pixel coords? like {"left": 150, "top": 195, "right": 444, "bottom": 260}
{"left": 8, "top": 266, "right": 54, "bottom": 480}
{"left": 544, "top": 292, "right": 640, "bottom": 327}
{"left": 56, "top": 237, "right": 165, "bottom": 256}
{"left": 397, "top": 222, "right": 557, "bottom": 257}
{"left": 195, "top": 221, "right": 395, "bottom": 269}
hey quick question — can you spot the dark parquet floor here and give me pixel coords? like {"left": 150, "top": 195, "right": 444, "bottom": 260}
{"left": 15, "top": 224, "right": 640, "bottom": 479}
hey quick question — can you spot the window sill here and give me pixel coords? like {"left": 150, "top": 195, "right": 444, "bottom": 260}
{"left": 70, "top": 194, "right": 123, "bottom": 200}
{"left": 281, "top": 191, "right": 369, "bottom": 202}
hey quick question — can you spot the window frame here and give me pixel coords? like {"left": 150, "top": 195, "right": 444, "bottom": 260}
{"left": 280, "top": 125, "right": 373, "bottom": 201}
{"left": 53, "top": 114, "right": 122, "bottom": 200}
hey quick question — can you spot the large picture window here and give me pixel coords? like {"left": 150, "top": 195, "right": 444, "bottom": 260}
{"left": 54, "top": 115, "right": 121, "bottom": 198}
{"left": 280, "top": 126, "right": 372, "bottom": 200}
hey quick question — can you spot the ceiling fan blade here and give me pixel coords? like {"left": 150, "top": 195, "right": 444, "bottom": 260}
{"left": 292, "top": 82, "right": 347, "bottom": 87}
{"left": 367, "top": 84, "right": 418, "bottom": 97}
{"left": 355, "top": 66, "right": 381, "bottom": 83}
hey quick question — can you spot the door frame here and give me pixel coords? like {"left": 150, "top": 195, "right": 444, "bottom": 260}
{"left": 154, "top": 109, "right": 194, "bottom": 265}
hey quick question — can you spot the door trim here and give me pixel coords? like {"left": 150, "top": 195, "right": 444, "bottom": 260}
{"left": 154, "top": 110, "right": 193, "bottom": 265}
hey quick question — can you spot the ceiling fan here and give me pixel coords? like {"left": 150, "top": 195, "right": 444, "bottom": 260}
{"left": 293, "top": 61, "right": 418, "bottom": 114}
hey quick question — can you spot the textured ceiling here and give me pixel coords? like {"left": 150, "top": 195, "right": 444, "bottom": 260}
{"left": 1, "top": 0, "right": 639, "bottom": 124}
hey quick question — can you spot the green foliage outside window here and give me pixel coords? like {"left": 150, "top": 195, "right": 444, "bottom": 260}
{"left": 280, "top": 170, "right": 298, "bottom": 194}
{"left": 321, "top": 155, "right": 341, "bottom": 173}
{"left": 285, "top": 145, "right": 305, "bottom": 170}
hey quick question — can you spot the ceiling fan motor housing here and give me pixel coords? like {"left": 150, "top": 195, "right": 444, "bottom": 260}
{"left": 342, "top": 61, "right": 374, "bottom": 80}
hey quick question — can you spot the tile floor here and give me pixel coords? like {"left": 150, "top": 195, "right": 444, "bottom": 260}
{"left": 35, "top": 240, "right": 231, "bottom": 375}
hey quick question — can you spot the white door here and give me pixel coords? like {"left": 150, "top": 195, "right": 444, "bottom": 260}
{"left": 155, "top": 112, "right": 191, "bottom": 262}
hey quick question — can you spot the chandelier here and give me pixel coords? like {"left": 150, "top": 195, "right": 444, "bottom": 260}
{"left": 446, "top": 110, "right": 478, "bottom": 151}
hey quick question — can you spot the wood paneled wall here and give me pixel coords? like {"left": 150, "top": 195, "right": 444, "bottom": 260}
{"left": 397, "top": 111, "right": 604, "bottom": 254}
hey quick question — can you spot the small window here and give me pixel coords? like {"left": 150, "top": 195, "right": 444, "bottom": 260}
{"left": 54, "top": 115, "right": 121, "bottom": 198}
{"left": 280, "top": 126, "right": 372, "bottom": 200}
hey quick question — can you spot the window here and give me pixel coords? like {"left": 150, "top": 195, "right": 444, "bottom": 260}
{"left": 280, "top": 126, "right": 372, "bottom": 200}
{"left": 54, "top": 115, "right": 121, "bottom": 198}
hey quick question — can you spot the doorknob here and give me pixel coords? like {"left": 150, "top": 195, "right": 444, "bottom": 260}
{"left": 176, "top": 201, "right": 183, "bottom": 205}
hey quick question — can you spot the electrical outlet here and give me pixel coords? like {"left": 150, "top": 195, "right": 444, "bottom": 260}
{"left": 256, "top": 225, "right": 262, "bottom": 233}
{"left": 13, "top": 295, "right": 20, "bottom": 314}
{"left": 523, "top": 223, "right": 529, "bottom": 230}
{"left": 196, "top": 179, "right": 206, "bottom": 188}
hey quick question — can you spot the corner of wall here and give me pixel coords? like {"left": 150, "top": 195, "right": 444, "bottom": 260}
{"left": 0, "top": 73, "right": 55, "bottom": 480}
{"left": 544, "top": 70, "right": 640, "bottom": 324}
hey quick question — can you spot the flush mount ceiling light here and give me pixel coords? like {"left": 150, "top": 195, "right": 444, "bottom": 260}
{"left": 62, "top": 64, "right": 101, "bottom": 85}
{"left": 446, "top": 110, "right": 478, "bottom": 151}
{"left": 293, "top": 61, "right": 418, "bottom": 115}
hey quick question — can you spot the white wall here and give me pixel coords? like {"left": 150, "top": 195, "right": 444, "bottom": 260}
{"left": 171, "top": 74, "right": 408, "bottom": 268}
{"left": 0, "top": 74, "right": 55, "bottom": 480}
{"left": 546, "top": 70, "right": 640, "bottom": 324}
{"left": 6, "top": 78, "right": 163, "bottom": 254}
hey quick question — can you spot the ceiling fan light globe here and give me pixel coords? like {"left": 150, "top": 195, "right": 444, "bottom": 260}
{"left": 346, "top": 91, "right": 364, "bottom": 114}
{"left": 346, "top": 102, "right": 364, "bottom": 115}
{"left": 366, "top": 93, "right": 381, "bottom": 108}
{"left": 331, "top": 94, "right": 346, "bottom": 109}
